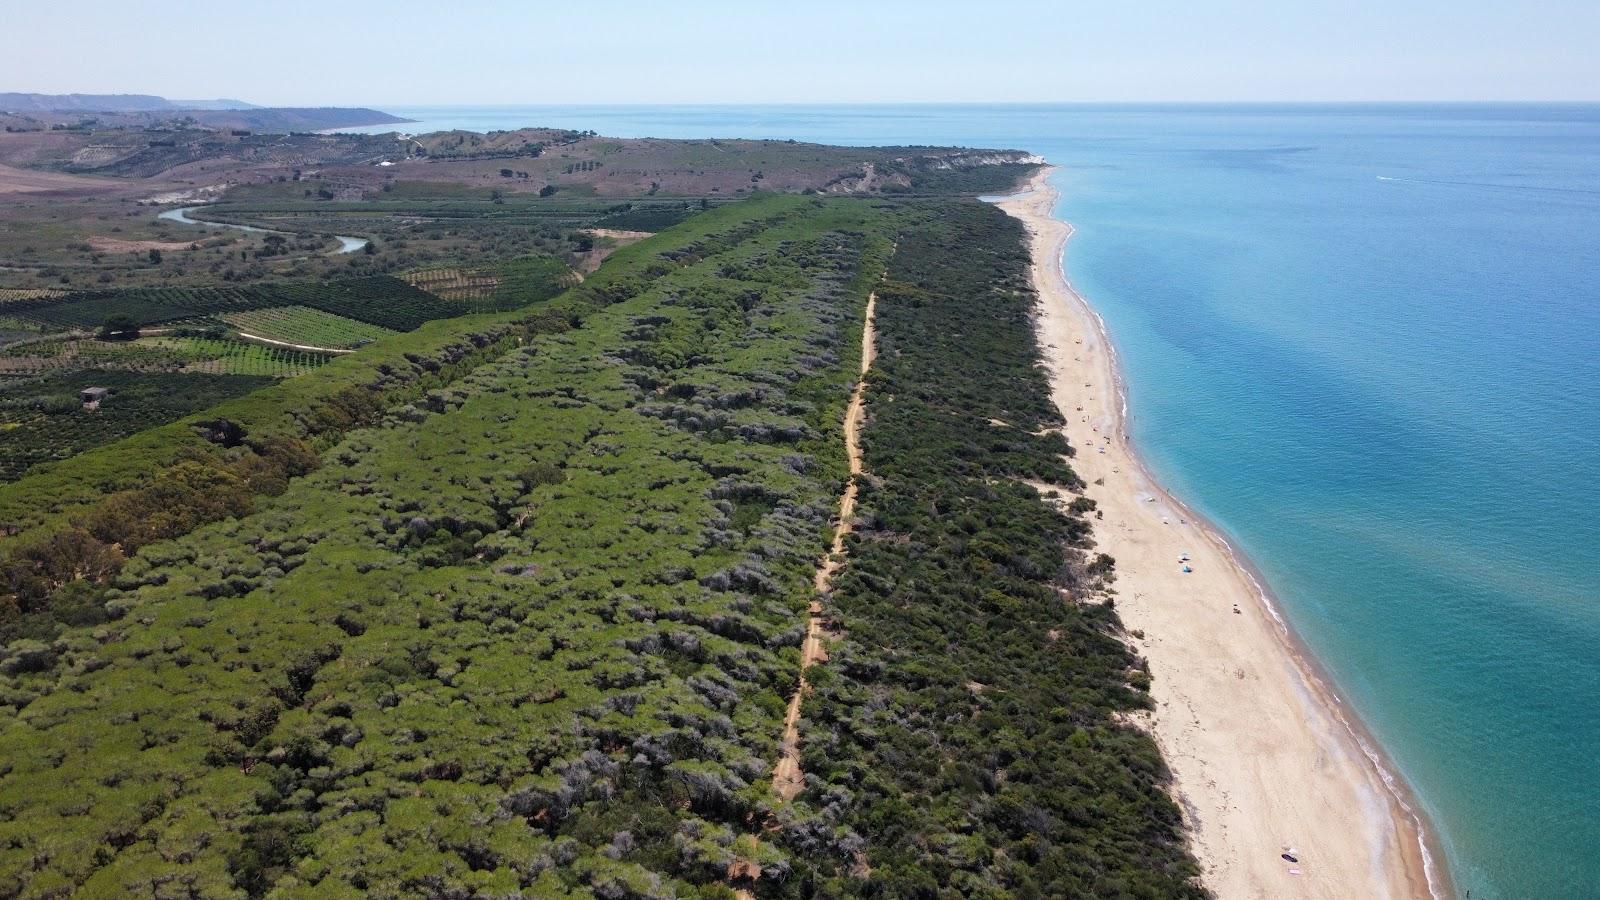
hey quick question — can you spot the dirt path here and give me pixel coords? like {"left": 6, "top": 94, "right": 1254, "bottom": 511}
{"left": 772, "top": 289, "right": 877, "bottom": 801}
{"left": 575, "top": 229, "right": 652, "bottom": 275}
{"left": 233, "top": 331, "right": 353, "bottom": 354}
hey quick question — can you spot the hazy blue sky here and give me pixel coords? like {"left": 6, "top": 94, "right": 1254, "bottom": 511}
{"left": 6, "top": 0, "right": 1597, "bottom": 105}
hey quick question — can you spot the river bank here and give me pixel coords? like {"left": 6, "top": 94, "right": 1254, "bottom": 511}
{"left": 992, "top": 168, "right": 1444, "bottom": 899}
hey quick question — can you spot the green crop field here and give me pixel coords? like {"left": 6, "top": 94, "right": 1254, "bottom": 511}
{"left": 148, "top": 336, "right": 332, "bottom": 377}
{"left": 219, "top": 306, "right": 395, "bottom": 349}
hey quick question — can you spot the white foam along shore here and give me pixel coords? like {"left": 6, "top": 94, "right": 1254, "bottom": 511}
{"left": 990, "top": 167, "right": 1449, "bottom": 900}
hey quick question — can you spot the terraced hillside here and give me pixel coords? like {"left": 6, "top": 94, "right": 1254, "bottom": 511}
{"left": 0, "top": 196, "right": 1199, "bottom": 897}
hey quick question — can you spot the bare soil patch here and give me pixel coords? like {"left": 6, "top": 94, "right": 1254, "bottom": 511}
{"left": 88, "top": 236, "right": 196, "bottom": 253}
{"left": 0, "top": 163, "right": 117, "bottom": 195}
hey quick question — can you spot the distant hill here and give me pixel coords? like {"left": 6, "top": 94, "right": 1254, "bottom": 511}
{"left": 0, "top": 93, "right": 181, "bottom": 113}
{"left": 0, "top": 93, "right": 261, "bottom": 113}
{"left": 170, "top": 98, "right": 260, "bottom": 110}
{"left": 183, "top": 107, "right": 411, "bottom": 131}
{"left": 0, "top": 93, "right": 410, "bottom": 132}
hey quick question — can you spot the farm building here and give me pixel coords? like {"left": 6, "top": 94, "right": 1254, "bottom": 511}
{"left": 79, "top": 386, "right": 109, "bottom": 408}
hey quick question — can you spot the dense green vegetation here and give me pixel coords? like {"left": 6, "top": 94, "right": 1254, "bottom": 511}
{"left": 785, "top": 202, "right": 1202, "bottom": 896}
{"left": 593, "top": 203, "right": 707, "bottom": 231}
{"left": 904, "top": 161, "right": 1042, "bottom": 196}
{"left": 0, "top": 371, "right": 273, "bottom": 483}
{"left": 0, "top": 190, "right": 1202, "bottom": 897}
{"left": 479, "top": 255, "right": 577, "bottom": 313}
{"left": 403, "top": 255, "right": 576, "bottom": 314}
{"left": 0, "top": 194, "right": 883, "bottom": 896}
{"left": 0, "top": 199, "right": 836, "bottom": 643}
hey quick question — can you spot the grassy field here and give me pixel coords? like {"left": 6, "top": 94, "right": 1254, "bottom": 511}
{"left": 219, "top": 306, "right": 395, "bottom": 349}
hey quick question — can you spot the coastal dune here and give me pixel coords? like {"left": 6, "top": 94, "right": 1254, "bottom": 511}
{"left": 994, "top": 169, "right": 1439, "bottom": 900}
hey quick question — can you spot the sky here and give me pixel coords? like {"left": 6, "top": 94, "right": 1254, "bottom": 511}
{"left": 5, "top": 0, "right": 1598, "bottom": 106}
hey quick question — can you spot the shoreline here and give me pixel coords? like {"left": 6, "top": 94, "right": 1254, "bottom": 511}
{"left": 991, "top": 167, "right": 1448, "bottom": 899}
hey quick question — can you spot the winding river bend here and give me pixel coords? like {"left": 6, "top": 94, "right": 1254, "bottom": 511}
{"left": 158, "top": 206, "right": 368, "bottom": 255}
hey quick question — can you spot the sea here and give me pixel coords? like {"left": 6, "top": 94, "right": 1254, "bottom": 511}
{"left": 345, "top": 104, "right": 1600, "bottom": 898}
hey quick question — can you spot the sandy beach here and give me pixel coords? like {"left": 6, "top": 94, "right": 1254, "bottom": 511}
{"left": 993, "top": 168, "right": 1443, "bottom": 900}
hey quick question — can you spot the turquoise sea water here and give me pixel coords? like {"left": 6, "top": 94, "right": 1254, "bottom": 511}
{"left": 349, "top": 105, "right": 1600, "bottom": 898}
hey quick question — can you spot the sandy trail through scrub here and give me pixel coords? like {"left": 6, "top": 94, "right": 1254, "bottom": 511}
{"left": 772, "top": 288, "right": 876, "bottom": 801}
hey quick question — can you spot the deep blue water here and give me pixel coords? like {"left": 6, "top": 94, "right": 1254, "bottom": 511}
{"left": 347, "top": 104, "right": 1600, "bottom": 898}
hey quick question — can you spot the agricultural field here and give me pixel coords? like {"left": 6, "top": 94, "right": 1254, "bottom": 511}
{"left": 392, "top": 131, "right": 1040, "bottom": 200}
{"left": 0, "top": 335, "right": 195, "bottom": 375}
{"left": 152, "top": 336, "right": 332, "bottom": 376}
{"left": 0, "top": 262, "right": 537, "bottom": 509}
{"left": 0, "top": 288, "right": 64, "bottom": 303}
{"left": 0, "top": 260, "right": 567, "bottom": 485}
{"left": 2, "top": 275, "right": 449, "bottom": 332}
{"left": 0, "top": 334, "right": 330, "bottom": 377}
{"left": 403, "top": 254, "right": 575, "bottom": 313}
{"left": 591, "top": 203, "right": 703, "bottom": 231}
{"left": 400, "top": 265, "right": 500, "bottom": 301}
{"left": 0, "top": 119, "right": 1033, "bottom": 296}
{"left": 0, "top": 370, "right": 272, "bottom": 483}
{"left": 219, "top": 306, "right": 395, "bottom": 349}
{"left": 484, "top": 254, "right": 578, "bottom": 310}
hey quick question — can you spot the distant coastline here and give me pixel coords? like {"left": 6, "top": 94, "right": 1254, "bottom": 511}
{"left": 994, "top": 166, "right": 1448, "bottom": 900}
{"left": 0, "top": 93, "right": 411, "bottom": 133}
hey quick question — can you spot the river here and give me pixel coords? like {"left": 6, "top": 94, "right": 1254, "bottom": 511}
{"left": 157, "top": 206, "right": 368, "bottom": 255}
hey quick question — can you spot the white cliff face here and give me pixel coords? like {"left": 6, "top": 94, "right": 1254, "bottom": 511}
{"left": 825, "top": 151, "right": 1043, "bottom": 194}
{"left": 824, "top": 162, "right": 916, "bottom": 193}
{"left": 911, "top": 151, "right": 1045, "bottom": 170}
